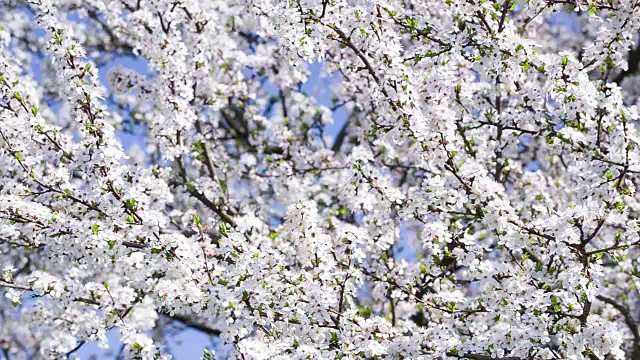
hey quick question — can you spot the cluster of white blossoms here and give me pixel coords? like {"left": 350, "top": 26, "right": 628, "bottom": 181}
{"left": 1, "top": 0, "right": 640, "bottom": 359}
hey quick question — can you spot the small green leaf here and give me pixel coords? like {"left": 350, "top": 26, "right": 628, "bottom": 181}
{"left": 126, "top": 214, "right": 136, "bottom": 224}
{"left": 520, "top": 57, "right": 530, "bottom": 72}
{"left": 124, "top": 198, "right": 138, "bottom": 209}
{"left": 406, "top": 17, "right": 419, "bottom": 30}
{"left": 203, "top": 349, "right": 214, "bottom": 360}
{"left": 359, "top": 306, "right": 373, "bottom": 318}
{"left": 219, "top": 222, "right": 229, "bottom": 236}
{"left": 605, "top": 170, "right": 613, "bottom": 180}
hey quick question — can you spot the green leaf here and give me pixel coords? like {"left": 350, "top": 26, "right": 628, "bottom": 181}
{"left": 192, "top": 140, "right": 205, "bottom": 161}
{"left": 358, "top": 306, "right": 373, "bottom": 318}
{"left": 329, "top": 332, "right": 339, "bottom": 345}
{"left": 406, "top": 17, "right": 419, "bottom": 30}
{"left": 219, "top": 222, "right": 229, "bottom": 237}
{"left": 92, "top": 223, "right": 100, "bottom": 235}
{"left": 605, "top": 170, "right": 613, "bottom": 180}
{"left": 203, "top": 349, "right": 214, "bottom": 360}
{"left": 447, "top": 302, "right": 457, "bottom": 313}
{"left": 126, "top": 214, "right": 136, "bottom": 224}
{"left": 519, "top": 57, "right": 530, "bottom": 72}
{"left": 420, "top": 264, "right": 428, "bottom": 274}
{"left": 124, "top": 198, "right": 138, "bottom": 209}
{"left": 219, "top": 179, "right": 228, "bottom": 193}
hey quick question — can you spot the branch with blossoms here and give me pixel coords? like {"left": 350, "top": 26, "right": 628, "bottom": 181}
{"left": 0, "top": 0, "right": 640, "bottom": 359}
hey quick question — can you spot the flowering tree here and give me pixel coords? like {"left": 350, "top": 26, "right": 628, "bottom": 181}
{"left": 1, "top": 0, "right": 640, "bottom": 359}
